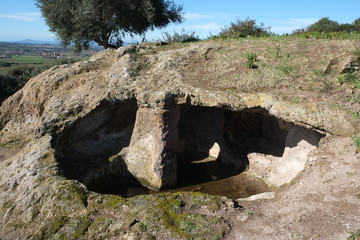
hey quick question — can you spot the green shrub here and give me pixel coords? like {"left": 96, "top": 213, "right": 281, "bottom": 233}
{"left": 307, "top": 17, "right": 342, "bottom": 33}
{"left": 246, "top": 53, "right": 258, "bottom": 69}
{"left": 161, "top": 29, "right": 200, "bottom": 43}
{"left": 305, "top": 17, "right": 360, "bottom": 34}
{"left": 292, "top": 17, "right": 360, "bottom": 40}
{"left": 219, "top": 17, "right": 271, "bottom": 38}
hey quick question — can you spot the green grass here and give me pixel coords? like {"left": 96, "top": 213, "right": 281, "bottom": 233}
{"left": 0, "top": 55, "right": 87, "bottom": 75}
{"left": 293, "top": 97, "right": 301, "bottom": 103}
{"left": 8, "top": 55, "right": 45, "bottom": 63}
{"left": 348, "top": 229, "right": 360, "bottom": 240}
{"left": 277, "top": 64, "right": 296, "bottom": 74}
{"left": 352, "top": 134, "right": 360, "bottom": 153}
{"left": 209, "top": 31, "right": 360, "bottom": 42}
{"left": 281, "top": 31, "right": 360, "bottom": 41}
{"left": 0, "top": 55, "right": 55, "bottom": 74}
{"left": 352, "top": 112, "right": 360, "bottom": 119}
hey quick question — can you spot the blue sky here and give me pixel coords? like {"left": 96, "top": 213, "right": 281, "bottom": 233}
{"left": 1, "top": 0, "right": 360, "bottom": 42}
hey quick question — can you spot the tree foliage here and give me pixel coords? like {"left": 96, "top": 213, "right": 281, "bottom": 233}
{"left": 219, "top": 18, "right": 271, "bottom": 38}
{"left": 353, "top": 18, "right": 360, "bottom": 32}
{"left": 303, "top": 17, "right": 360, "bottom": 33}
{"left": 307, "top": 17, "right": 341, "bottom": 32}
{"left": 36, "top": 0, "right": 183, "bottom": 51}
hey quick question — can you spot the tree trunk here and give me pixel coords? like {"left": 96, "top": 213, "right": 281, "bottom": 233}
{"left": 96, "top": 40, "right": 118, "bottom": 49}
{"left": 102, "top": 42, "right": 118, "bottom": 49}
{"left": 96, "top": 32, "right": 118, "bottom": 49}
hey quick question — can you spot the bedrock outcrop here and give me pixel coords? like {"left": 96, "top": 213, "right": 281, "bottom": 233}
{"left": 0, "top": 41, "right": 359, "bottom": 239}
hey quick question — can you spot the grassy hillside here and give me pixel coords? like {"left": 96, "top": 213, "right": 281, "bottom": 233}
{"left": 173, "top": 37, "right": 360, "bottom": 115}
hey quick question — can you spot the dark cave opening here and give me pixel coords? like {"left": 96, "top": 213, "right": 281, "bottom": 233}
{"left": 174, "top": 105, "right": 294, "bottom": 197}
{"left": 54, "top": 99, "right": 143, "bottom": 195}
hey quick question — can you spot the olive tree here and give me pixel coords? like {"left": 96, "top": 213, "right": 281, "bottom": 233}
{"left": 36, "top": 0, "right": 183, "bottom": 51}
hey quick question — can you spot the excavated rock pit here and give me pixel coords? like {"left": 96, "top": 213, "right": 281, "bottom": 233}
{"left": 54, "top": 98, "right": 140, "bottom": 195}
{"left": 1, "top": 42, "right": 359, "bottom": 239}
{"left": 54, "top": 101, "right": 324, "bottom": 198}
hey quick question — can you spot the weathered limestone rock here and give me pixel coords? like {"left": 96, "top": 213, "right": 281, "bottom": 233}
{"left": 247, "top": 123, "right": 323, "bottom": 187}
{"left": 0, "top": 40, "right": 359, "bottom": 239}
{"left": 340, "top": 57, "right": 359, "bottom": 73}
{"left": 120, "top": 106, "right": 180, "bottom": 190}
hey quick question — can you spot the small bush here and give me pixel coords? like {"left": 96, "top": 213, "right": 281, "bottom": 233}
{"left": 161, "top": 29, "right": 200, "bottom": 43}
{"left": 246, "top": 53, "right": 258, "bottom": 69}
{"left": 219, "top": 17, "right": 271, "bottom": 38}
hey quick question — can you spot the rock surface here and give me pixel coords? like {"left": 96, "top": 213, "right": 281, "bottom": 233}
{"left": 0, "top": 39, "right": 359, "bottom": 239}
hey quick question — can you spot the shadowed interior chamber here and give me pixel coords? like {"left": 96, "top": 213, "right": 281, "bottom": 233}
{"left": 54, "top": 101, "right": 324, "bottom": 198}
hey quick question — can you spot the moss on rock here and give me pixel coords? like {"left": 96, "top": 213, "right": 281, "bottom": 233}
{"left": 125, "top": 192, "right": 231, "bottom": 239}
{"left": 54, "top": 181, "right": 89, "bottom": 207}
{"left": 32, "top": 216, "right": 70, "bottom": 240}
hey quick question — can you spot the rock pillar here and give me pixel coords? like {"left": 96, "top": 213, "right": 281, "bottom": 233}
{"left": 120, "top": 105, "right": 180, "bottom": 190}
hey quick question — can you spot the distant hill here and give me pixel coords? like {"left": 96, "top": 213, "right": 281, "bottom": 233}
{"left": 7, "top": 39, "right": 59, "bottom": 45}
{"left": 0, "top": 41, "right": 103, "bottom": 54}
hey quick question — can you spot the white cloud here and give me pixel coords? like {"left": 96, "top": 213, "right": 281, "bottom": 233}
{"left": 190, "top": 22, "right": 222, "bottom": 30}
{"left": 185, "top": 12, "right": 236, "bottom": 21}
{"left": 0, "top": 12, "right": 41, "bottom": 21}
{"left": 185, "top": 12, "right": 214, "bottom": 20}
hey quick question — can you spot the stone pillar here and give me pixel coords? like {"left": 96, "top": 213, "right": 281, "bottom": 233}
{"left": 119, "top": 105, "right": 180, "bottom": 190}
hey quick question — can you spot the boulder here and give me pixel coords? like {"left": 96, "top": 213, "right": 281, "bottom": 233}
{"left": 0, "top": 40, "right": 359, "bottom": 239}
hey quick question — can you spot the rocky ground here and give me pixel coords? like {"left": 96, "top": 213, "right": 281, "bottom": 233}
{"left": 0, "top": 38, "right": 359, "bottom": 239}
